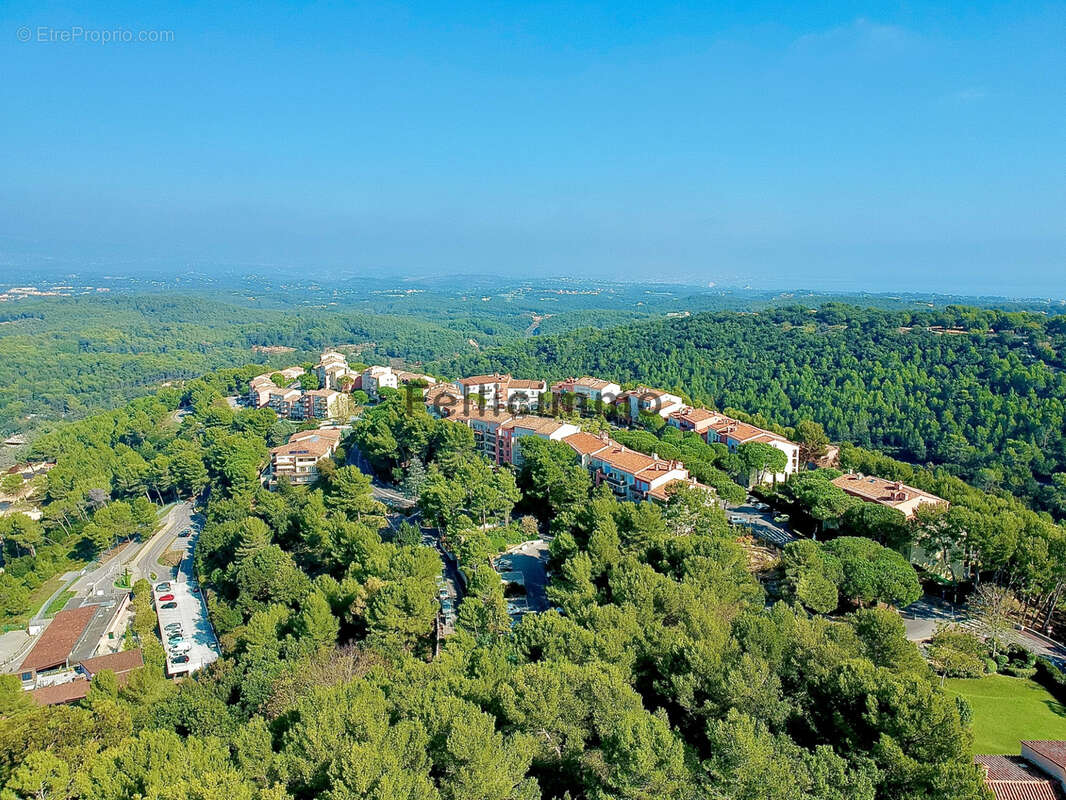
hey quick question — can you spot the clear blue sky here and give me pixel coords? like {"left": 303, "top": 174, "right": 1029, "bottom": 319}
{"left": 1, "top": 1, "right": 1063, "bottom": 295}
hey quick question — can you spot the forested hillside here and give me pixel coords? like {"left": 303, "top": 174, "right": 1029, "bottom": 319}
{"left": 0, "top": 295, "right": 490, "bottom": 439}
{"left": 434, "top": 303, "right": 1066, "bottom": 516}
{"left": 0, "top": 380, "right": 988, "bottom": 800}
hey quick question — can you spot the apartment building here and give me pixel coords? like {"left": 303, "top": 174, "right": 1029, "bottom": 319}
{"left": 269, "top": 428, "right": 342, "bottom": 486}
{"left": 362, "top": 365, "right": 399, "bottom": 397}
{"left": 268, "top": 387, "right": 304, "bottom": 418}
{"left": 316, "top": 351, "right": 357, "bottom": 391}
{"left": 616, "top": 387, "right": 685, "bottom": 419}
{"left": 502, "top": 417, "right": 581, "bottom": 466}
{"left": 456, "top": 373, "right": 548, "bottom": 411}
{"left": 301, "top": 389, "right": 344, "bottom": 419}
{"left": 667, "top": 406, "right": 723, "bottom": 436}
{"left": 450, "top": 407, "right": 516, "bottom": 464}
{"left": 831, "top": 473, "right": 947, "bottom": 519}
{"left": 248, "top": 366, "right": 306, "bottom": 408}
{"left": 563, "top": 430, "right": 695, "bottom": 503}
{"left": 703, "top": 416, "right": 801, "bottom": 482}
{"left": 550, "top": 376, "right": 622, "bottom": 411}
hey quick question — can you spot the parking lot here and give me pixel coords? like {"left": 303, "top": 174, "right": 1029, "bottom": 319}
{"left": 153, "top": 526, "right": 220, "bottom": 677}
{"left": 725, "top": 498, "right": 798, "bottom": 549}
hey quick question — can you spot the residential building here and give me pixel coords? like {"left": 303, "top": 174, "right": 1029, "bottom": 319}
{"left": 449, "top": 407, "right": 515, "bottom": 464}
{"left": 362, "top": 365, "right": 399, "bottom": 397}
{"left": 316, "top": 351, "right": 357, "bottom": 390}
{"left": 563, "top": 431, "right": 693, "bottom": 503}
{"left": 974, "top": 745, "right": 1066, "bottom": 800}
{"left": 667, "top": 406, "right": 724, "bottom": 436}
{"left": 551, "top": 376, "right": 622, "bottom": 411}
{"left": 268, "top": 387, "right": 304, "bottom": 419}
{"left": 396, "top": 370, "right": 437, "bottom": 387}
{"left": 425, "top": 384, "right": 466, "bottom": 417}
{"left": 456, "top": 373, "right": 548, "bottom": 411}
{"left": 300, "top": 389, "right": 344, "bottom": 420}
{"left": 501, "top": 417, "right": 581, "bottom": 466}
{"left": 704, "top": 416, "right": 801, "bottom": 482}
{"left": 28, "top": 649, "right": 144, "bottom": 706}
{"left": 616, "top": 387, "right": 685, "bottom": 419}
{"left": 457, "top": 373, "right": 513, "bottom": 408}
{"left": 269, "top": 428, "right": 342, "bottom": 486}
{"left": 831, "top": 473, "right": 947, "bottom": 519}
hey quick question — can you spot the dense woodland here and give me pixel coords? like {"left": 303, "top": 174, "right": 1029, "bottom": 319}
{"left": 0, "top": 375, "right": 993, "bottom": 800}
{"left": 434, "top": 303, "right": 1066, "bottom": 516}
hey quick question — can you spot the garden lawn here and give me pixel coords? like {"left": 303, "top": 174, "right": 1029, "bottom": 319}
{"left": 945, "top": 673, "right": 1066, "bottom": 754}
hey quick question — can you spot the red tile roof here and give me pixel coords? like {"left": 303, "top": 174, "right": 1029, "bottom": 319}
{"left": 79, "top": 648, "right": 144, "bottom": 677}
{"left": 563, "top": 431, "right": 612, "bottom": 457}
{"left": 976, "top": 756, "right": 1059, "bottom": 800}
{"left": 30, "top": 678, "right": 90, "bottom": 706}
{"left": 19, "top": 605, "right": 98, "bottom": 673}
{"left": 1024, "top": 742, "right": 1066, "bottom": 771}
{"left": 457, "top": 373, "right": 511, "bottom": 386}
{"left": 831, "top": 474, "right": 946, "bottom": 509}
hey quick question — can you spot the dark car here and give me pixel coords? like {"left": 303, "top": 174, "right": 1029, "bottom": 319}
{"left": 171, "top": 655, "right": 190, "bottom": 664}
{"left": 157, "top": 593, "right": 175, "bottom": 602}
{"left": 160, "top": 601, "right": 178, "bottom": 609}
{"left": 178, "top": 529, "right": 191, "bottom": 538}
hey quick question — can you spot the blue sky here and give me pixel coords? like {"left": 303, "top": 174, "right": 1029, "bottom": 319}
{"left": 1, "top": 1, "right": 1063, "bottom": 295}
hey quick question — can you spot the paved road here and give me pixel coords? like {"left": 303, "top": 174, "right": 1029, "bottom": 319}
{"left": 346, "top": 445, "right": 416, "bottom": 509}
{"left": 903, "top": 596, "right": 1066, "bottom": 668}
{"left": 725, "top": 500, "right": 798, "bottom": 549}
{"left": 420, "top": 525, "right": 463, "bottom": 637}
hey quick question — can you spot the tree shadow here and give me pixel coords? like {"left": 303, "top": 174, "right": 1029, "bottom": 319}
{"left": 1043, "top": 700, "right": 1066, "bottom": 718}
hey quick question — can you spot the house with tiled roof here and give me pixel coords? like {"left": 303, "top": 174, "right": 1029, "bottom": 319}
{"left": 17, "top": 605, "right": 98, "bottom": 682}
{"left": 831, "top": 473, "right": 947, "bottom": 519}
{"left": 269, "top": 428, "right": 342, "bottom": 486}
{"left": 667, "top": 406, "right": 724, "bottom": 435}
{"left": 501, "top": 417, "right": 581, "bottom": 466}
{"left": 974, "top": 746, "right": 1066, "bottom": 800}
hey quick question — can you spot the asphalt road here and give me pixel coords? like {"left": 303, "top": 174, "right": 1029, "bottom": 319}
{"left": 903, "top": 596, "right": 1066, "bottom": 667}
{"left": 494, "top": 539, "right": 551, "bottom": 615}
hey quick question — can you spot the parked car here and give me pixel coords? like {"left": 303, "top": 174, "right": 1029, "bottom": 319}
{"left": 157, "top": 594, "right": 175, "bottom": 602}
{"left": 160, "top": 601, "right": 178, "bottom": 609}
{"left": 774, "top": 514, "right": 790, "bottom": 523}
{"left": 164, "top": 621, "right": 183, "bottom": 630}
{"left": 178, "top": 528, "right": 191, "bottom": 538}
{"left": 165, "top": 627, "right": 183, "bottom": 637}
{"left": 156, "top": 582, "right": 171, "bottom": 592}
{"left": 171, "top": 655, "right": 190, "bottom": 664}
{"left": 169, "top": 640, "right": 191, "bottom": 654}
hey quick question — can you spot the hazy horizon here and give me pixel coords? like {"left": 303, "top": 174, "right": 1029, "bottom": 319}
{"left": 2, "top": 1, "right": 1063, "bottom": 296}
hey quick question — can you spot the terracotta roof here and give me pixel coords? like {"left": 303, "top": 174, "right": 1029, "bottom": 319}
{"left": 507, "top": 379, "right": 546, "bottom": 390}
{"left": 272, "top": 433, "right": 338, "bottom": 459}
{"left": 597, "top": 445, "right": 657, "bottom": 475}
{"left": 452, "top": 408, "right": 515, "bottom": 425}
{"left": 832, "top": 474, "right": 946, "bottom": 508}
{"left": 976, "top": 756, "right": 1059, "bottom": 800}
{"left": 1024, "top": 742, "right": 1066, "bottom": 771}
{"left": 575, "top": 376, "right": 614, "bottom": 390}
{"left": 19, "top": 605, "right": 98, "bottom": 673}
{"left": 30, "top": 678, "right": 90, "bottom": 706}
{"left": 457, "top": 373, "right": 511, "bottom": 386}
{"left": 290, "top": 428, "right": 342, "bottom": 443}
{"left": 79, "top": 648, "right": 143, "bottom": 676}
{"left": 647, "top": 478, "right": 710, "bottom": 502}
{"left": 563, "top": 431, "right": 612, "bottom": 456}
{"left": 508, "top": 417, "right": 569, "bottom": 436}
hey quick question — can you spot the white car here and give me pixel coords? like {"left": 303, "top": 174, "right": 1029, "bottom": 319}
{"left": 168, "top": 639, "right": 192, "bottom": 654}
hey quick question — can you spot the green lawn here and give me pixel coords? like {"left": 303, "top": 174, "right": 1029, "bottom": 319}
{"left": 44, "top": 589, "right": 76, "bottom": 617}
{"left": 946, "top": 673, "right": 1066, "bottom": 754}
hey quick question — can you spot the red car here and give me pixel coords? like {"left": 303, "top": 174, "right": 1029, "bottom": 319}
{"left": 157, "top": 593, "right": 175, "bottom": 602}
